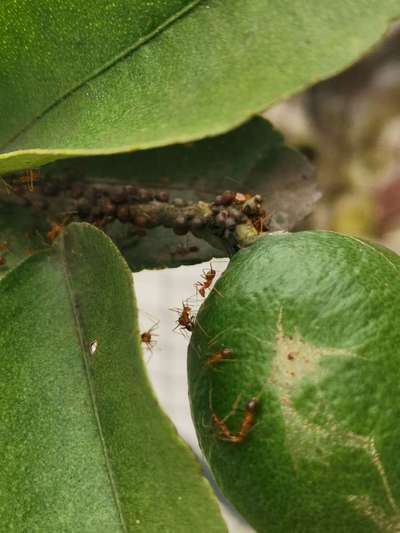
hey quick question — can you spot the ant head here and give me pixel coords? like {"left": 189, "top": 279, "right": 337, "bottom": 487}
{"left": 246, "top": 398, "right": 259, "bottom": 413}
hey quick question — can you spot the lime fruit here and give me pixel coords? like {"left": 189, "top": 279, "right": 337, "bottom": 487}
{"left": 188, "top": 231, "right": 400, "bottom": 532}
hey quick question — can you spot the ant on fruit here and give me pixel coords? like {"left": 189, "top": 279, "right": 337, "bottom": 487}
{"left": 212, "top": 397, "right": 259, "bottom": 444}
{"left": 206, "top": 348, "right": 234, "bottom": 367}
{"left": 195, "top": 263, "right": 217, "bottom": 298}
{"left": 140, "top": 321, "right": 159, "bottom": 351}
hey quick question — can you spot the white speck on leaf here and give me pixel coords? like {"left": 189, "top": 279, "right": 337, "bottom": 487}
{"left": 89, "top": 340, "right": 98, "bottom": 355}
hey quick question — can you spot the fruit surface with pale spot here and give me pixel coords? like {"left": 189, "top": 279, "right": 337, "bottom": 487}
{"left": 188, "top": 231, "right": 400, "bottom": 532}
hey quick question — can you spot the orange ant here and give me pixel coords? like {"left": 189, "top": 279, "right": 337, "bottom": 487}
{"left": 140, "top": 322, "right": 159, "bottom": 351}
{"left": 172, "top": 303, "right": 195, "bottom": 333}
{"left": 195, "top": 263, "right": 217, "bottom": 298}
{"left": 47, "top": 222, "right": 64, "bottom": 243}
{"left": 253, "top": 213, "right": 270, "bottom": 234}
{"left": 212, "top": 397, "right": 259, "bottom": 444}
{"left": 18, "top": 169, "right": 40, "bottom": 192}
{"left": 206, "top": 348, "right": 234, "bottom": 367}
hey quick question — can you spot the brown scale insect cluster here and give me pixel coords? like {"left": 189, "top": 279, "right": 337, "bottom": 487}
{"left": 210, "top": 191, "right": 269, "bottom": 238}
{"left": 1, "top": 171, "right": 269, "bottom": 250}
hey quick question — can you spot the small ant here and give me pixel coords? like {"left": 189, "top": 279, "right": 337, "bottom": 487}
{"left": 47, "top": 222, "right": 64, "bottom": 243}
{"left": 172, "top": 303, "right": 195, "bottom": 333}
{"left": 252, "top": 213, "right": 270, "bottom": 234}
{"left": 206, "top": 348, "right": 234, "bottom": 367}
{"left": 140, "top": 322, "right": 159, "bottom": 351}
{"left": 212, "top": 397, "right": 259, "bottom": 444}
{"left": 0, "top": 255, "right": 6, "bottom": 267}
{"left": 18, "top": 169, "right": 40, "bottom": 192}
{"left": 195, "top": 263, "right": 216, "bottom": 298}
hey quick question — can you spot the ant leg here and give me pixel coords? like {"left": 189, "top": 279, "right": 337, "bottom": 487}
{"left": 193, "top": 317, "right": 209, "bottom": 339}
{"left": 221, "top": 394, "right": 242, "bottom": 424}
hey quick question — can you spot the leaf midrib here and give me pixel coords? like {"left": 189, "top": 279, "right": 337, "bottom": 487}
{"left": 58, "top": 234, "right": 128, "bottom": 532}
{"left": 1, "top": 0, "right": 204, "bottom": 151}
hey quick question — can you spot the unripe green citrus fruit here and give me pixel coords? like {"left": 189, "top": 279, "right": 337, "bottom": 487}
{"left": 188, "top": 231, "right": 400, "bottom": 533}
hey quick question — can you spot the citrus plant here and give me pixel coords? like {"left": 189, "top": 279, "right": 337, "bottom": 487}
{"left": 1, "top": 2, "right": 399, "bottom": 531}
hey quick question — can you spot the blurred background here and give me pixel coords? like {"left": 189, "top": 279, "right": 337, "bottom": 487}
{"left": 136, "top": 24, "right": 400, "bottom": 532}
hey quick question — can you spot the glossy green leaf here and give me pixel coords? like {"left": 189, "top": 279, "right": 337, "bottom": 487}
{"left": 1, "top": 0, "right": 399, "bottom": 172}
{"left": 0, "top": 203, "right": 48, "bottom": 279}
{"left": 0, "top": 223, "right": 226, "bottom": 532}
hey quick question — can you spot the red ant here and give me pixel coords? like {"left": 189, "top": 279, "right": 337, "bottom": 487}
{"left": 140, "top": 322, "right": 159, "bottom": 351}
{"left": 47, "top": 222, "right": 64, "bottom": 243}
{"left": 252, "top": 213, "right": 270, "bottom": 234}
{"left": 195, "top": 263, "right": 216, "bottom": 298}
{"left": 212, "top": 397, "right": 259, "bottom": 444}
{"left": 172, "top": 303, "right": 195, "bottom": 333}
{"left": 18, "top": 169, "right": 40, "bottom": 192}
{"left": 206, "top": 348, "right": 234, "bottom": 367}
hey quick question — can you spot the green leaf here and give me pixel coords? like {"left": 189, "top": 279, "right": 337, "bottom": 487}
{"left": 0, "top": 203, "right": 48, "bottom": 279}
{"left": 1, "top": 1, "right": 399, "bottom": 173}
{"left": 0, "top": 223, "right": 226, "bottom": 532}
